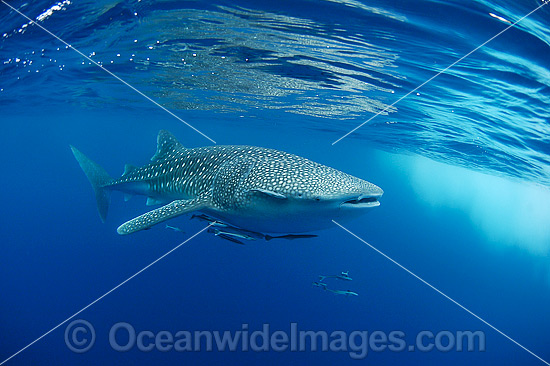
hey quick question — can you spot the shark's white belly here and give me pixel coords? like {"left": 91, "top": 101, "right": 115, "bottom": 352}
{"left": 201, "top": 205, "right": 371, "bottom": 233}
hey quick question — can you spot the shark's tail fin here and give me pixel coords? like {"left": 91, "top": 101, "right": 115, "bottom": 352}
{"left": 70, "top": 145, "right": 113, "bottom": 222}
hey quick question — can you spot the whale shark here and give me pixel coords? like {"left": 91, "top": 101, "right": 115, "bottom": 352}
{"left": 71, "top": 130, "right": 383, "bottom": 235}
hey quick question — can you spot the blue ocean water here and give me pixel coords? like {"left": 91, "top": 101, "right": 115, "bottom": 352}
{"left": 1, "top": 0, "right": 549, "bottom": 364}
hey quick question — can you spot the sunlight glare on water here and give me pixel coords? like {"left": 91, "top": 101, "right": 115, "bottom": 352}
{"left": 407, "top": 155, "right": 550, "bottom": 255}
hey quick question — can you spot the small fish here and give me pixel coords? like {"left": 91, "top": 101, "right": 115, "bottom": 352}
{"left": 319, "top": 271, "right": 352, "bottom": 282}
{"left": 207, "top": 228, "right": 245, "bottom": 245}
{"left": 211, "top": 226, "right": 264, "bottom": 240}
{"left": 165, "top": 224, "right": 184, "bottom": 233}
{"left": 265, "top": 234, "right": 318, "bottom": 241}
{"left": 196, "top": 214, "right": 317, "bottom": 244}
{"left": 327, "top": 289, "right": 358, "bottom": 296}
{"left": 312, "top": 281, "right": 328, "bottom": 290}
{"left": 207, "top": 227, "right": 258, "bottom": 241}
{"left": 190, "top": 214, "right": 228, "bottom": 227}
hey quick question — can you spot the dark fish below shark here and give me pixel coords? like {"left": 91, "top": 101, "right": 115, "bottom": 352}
{"left": 205, "top": 223, "right": 318, "bottom": 245}
{"left": 71, "top": 130, "right": 383, "bottom": 235}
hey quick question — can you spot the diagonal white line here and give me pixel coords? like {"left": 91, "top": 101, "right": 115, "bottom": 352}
{"left": 332, "top": 220, "right": 550, "bottom": 366}
{"left": 0, "top": 223, "right": 214, "bottom": 365}
{"left": 332, "top": 1, "right": 549, "bottom": 145}
{"left": 1, "top": 0, "right": 216, "bottom": 144}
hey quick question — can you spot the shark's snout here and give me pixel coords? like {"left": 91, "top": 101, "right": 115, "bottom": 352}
{"left": 340, "top": 185, "right": 383, "bottom": 209}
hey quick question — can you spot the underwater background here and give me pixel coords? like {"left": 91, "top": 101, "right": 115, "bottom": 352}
{"left": 1, "top": 0, "right": 549, "bottom": 364}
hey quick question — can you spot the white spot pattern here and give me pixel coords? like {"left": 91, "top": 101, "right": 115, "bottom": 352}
{"left": 113, "top": 130, "right": 381, "bottom": 233}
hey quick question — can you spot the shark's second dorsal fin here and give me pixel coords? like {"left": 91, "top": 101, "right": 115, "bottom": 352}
{"left": 123, "top": 164, "right": 137, "bottom": 176}
{"left": 151, "top": 130, "right": 184, "bottom": 161}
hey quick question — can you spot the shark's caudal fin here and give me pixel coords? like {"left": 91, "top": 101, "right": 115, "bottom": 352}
{"left": 70, "top": 146, "right": 113, "bottom": 222}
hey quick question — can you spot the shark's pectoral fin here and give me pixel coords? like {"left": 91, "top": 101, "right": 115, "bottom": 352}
{"left": 248, "top": 188, "right": 287, "bottom": 200}
{"left": 117, "top": 196, "right": 208, "bottom": 235}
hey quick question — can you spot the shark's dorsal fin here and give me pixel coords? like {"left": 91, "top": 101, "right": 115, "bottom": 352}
{"left": 151, "top": 130, "right": 184, "bottom": 161}
{"left": 123, "top": 164, "right": 137, "bottom": 175}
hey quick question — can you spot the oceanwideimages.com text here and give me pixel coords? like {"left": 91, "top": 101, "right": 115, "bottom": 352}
{"left": 65, "top": 320, "right": 485, "bottom": 359}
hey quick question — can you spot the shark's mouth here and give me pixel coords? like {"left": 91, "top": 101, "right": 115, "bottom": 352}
{"left": 340, "top": 196, "right": 380, "bottom": 208}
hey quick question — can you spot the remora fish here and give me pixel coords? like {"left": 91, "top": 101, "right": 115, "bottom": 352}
{"left": 194, "top": 214, "right": 317, "bottom": 242}
{"left": 190, "top": 213, "right": 228, "bottom": 227}
{"left": 207, "top": 226, "right": 265, "bottom": 240}
{"left": 71, "top": 130, "right": 383, "bottom": 235}
{"left": 207, "top": 228, "right": 246, "bottom": 245}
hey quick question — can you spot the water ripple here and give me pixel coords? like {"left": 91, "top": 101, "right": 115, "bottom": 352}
{"left": 0, "top": 0, "right": 549, "bottom": 184}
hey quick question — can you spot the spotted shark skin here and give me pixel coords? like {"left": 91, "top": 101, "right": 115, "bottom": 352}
{"left": 71, "top": 130, "right": 383, "bottom": 235}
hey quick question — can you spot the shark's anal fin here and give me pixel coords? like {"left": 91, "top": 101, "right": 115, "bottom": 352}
{"left": 117, "top": 196, "right": 207, "bottom": 235}
{"left": 146, "top": 197, "right": 164, "bottom": 206}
